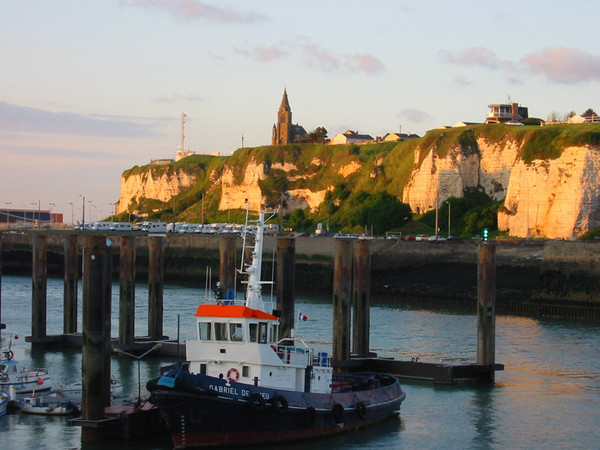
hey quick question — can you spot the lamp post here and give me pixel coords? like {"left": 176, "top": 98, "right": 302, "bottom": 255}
{"left": 115, "top": 343, "right": 162, "bottom": 407}
{"left": 30, "top": 202, "right": 37, "bottom": 228}
{"left": 4, "top": 201, "right": 11, "bottom": 228}
{"left": 79, "top": 195, "right": 85, "bottom": 231}
{"left": 69, "top": 202, "right": 74, "bottom": 226}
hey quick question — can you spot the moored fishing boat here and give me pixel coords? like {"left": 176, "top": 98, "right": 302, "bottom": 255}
{"left": 0, "top": 338, "right": 52, "bottom": 394}
{"left": 18, "top": 393, "right": 79, "bottom": 415}
{"left": 0, "top": 391, "right": 9, "bottom": 417}
{"left": 147, "top": 207, "right": 406, "bottom": 448}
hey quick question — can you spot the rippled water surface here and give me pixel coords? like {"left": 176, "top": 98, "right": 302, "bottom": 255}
{"left": 1, "top": 275, "right": 599, "bottom": 449}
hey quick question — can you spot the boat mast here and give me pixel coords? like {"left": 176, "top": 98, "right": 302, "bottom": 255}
{"left": 245, "top": 210, "right": 265, "bottom": 310}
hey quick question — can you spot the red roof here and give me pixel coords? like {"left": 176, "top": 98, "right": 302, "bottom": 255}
{"left": 194, "top": 304, "right": 277, "bottom": 320}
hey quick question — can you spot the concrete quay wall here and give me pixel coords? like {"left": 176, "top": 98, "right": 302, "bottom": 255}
{"left": 1, "top": 232, "right": 599, "bottom": 304}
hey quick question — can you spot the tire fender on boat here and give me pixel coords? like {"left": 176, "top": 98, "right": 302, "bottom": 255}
{"left": 332, "top": 403, "right": 345, "bottom": 424}
{"left": 355, "top": 401, "right": 367, "bottom": 419}
{"left": 247, "top": 393, "right": 265, "bottom": 410}
{"left": 227, "top": 368, "right": 240, "bottom": 382}
{"left": 270, "top": 395, "right": 288, "bottom": 413}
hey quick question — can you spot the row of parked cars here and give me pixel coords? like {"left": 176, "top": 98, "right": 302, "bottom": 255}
{"left": 387, "top": 234, "right": 463, "bottom": 241}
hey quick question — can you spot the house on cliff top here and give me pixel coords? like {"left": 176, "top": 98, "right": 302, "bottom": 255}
{"left": 330, "top": 130, "right": 374, "bottom": 145}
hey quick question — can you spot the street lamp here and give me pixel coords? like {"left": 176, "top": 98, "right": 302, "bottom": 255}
{"left": 79, "top": 195, "right": 85, "bottom": 231}
{"left": 69, "top": 202, "right": 74, "bottom": 226}
{"left": 30, "top": 202, "right": 37, "bottom": 228}
{"left": 115, "top": 343, "right": 162, "bottom": 407}
{"left": 4, "top": 202, "right": 11, "bottom": 228}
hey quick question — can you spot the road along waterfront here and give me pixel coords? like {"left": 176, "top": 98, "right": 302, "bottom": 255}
{"left": 1, "top": 275, "right": 599, "bottom": 449}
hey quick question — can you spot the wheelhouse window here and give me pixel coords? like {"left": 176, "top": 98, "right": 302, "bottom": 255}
{"left": 270, "top": 324, "right": 279, "bottom": 342}
{"left": 258, "top": 322, "right": 268, "bottom": 344}
{"left": 198, "top": 322, "right": 211, "bottom": 341}
{"left": 215, "top": 322, "right": 228, "bottom": 341}
{"left": 249, "top": 323, "right": 258, "bottom": 342}
{"left": 230, "top": 323, "right": 243, "bottom": 342}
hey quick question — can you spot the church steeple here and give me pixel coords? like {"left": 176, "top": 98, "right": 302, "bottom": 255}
{"left": 280, "top": 88, "right": 290, "bottom": 111}
{"left": 272, "top": 89, "right": 293, "bottom": 145}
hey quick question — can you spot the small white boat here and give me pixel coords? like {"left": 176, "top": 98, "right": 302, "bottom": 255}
{"left": 0, "top": 391, "right": 9, "bottom": 417}
{"left": 1, "top": 341, "right": 52, "bottom": 394}
{"left": 18, "top": 393, "right": 78, "bottom": 416}
{"left": 56, "top": 377, "right": 123, "bottom": 402}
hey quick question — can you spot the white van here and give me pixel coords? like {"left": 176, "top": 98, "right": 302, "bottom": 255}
{"left": 92, "top": 222, "right": 112, "bottom": 231}
{"left": 109, "top": 222, "right": 132, "bottom": 232}
{"left": 145, "top": 222, "right": 167, "bottom": 233}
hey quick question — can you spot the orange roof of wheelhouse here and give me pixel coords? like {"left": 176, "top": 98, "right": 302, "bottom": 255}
{"left": 194, "top": 304, "right": 277, "bottom": 320}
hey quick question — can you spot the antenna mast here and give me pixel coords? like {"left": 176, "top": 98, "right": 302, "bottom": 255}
{"left": 180, "top": 112, "right": 186, "bottom": 153}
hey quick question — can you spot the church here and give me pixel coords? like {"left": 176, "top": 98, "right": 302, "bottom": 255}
{"left": 271, "top": 89, "right": 307, "bottom": 145}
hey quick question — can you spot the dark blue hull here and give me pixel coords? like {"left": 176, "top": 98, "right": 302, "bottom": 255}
{"left": 147, "top": 367, "right": 405, "bottom": 448}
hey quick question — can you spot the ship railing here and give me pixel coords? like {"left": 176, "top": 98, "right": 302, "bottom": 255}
{"left": 272, "top": 344, "right": 311, "bottom": 366}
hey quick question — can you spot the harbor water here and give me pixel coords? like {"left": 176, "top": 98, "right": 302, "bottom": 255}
{"left": 1, "top": 274, "right": 599, "bottom": 449}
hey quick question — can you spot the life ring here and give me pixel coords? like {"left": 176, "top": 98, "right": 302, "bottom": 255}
{"left": 355, "top": 401, "right": 367, "bottom": 419}
{"left": 332, "top": 403, "right": 345, "bottom": 424}
{"left": 305, "top": 406, "right": 317, "bottom": 427}
{"left": 227, "top": 368, "right": 240, "bottom": 382}
{"left": 247, "top": 393, "right": 266, "bottom": 410}
{"left": 6, "top": 350, "right": 14, "bottom": 361}
{"left": 270, "top": 395, "right": 288, "bottom": 413}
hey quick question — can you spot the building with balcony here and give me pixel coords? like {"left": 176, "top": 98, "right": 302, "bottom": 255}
{"left": 486, "top": 102, "right": 528, "bottom": 124}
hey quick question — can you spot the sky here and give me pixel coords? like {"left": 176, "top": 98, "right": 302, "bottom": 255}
{"left": 2, "top": 0, "right": 599, "bottom": 223}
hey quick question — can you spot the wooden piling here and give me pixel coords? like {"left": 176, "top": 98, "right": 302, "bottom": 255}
{"left": 352, "top": 240, "right": 371, "bottom": 357}
{"left": 81, "top": 235, "right": 112, "bottom": 442}
{"left": 63, "top": 234, "right": 78, "bottom": 334}
{"left": 148, "top": 235, "right": 165, "bottom": 339}
{"left": 477, "top": 242, "right": 496, "bottom": 378}
{"left": 332, "top": 239, "right": 353, "bottom": 373}
{"left": 31, "top": 234, "right": 47, "bottom": 346}
{"left": 0, "top": 233, "right": 3, "bottom": 336}
{"left": 119, "top": 235, "right": 136, "bottom": 346}
{"left": 219, "top": 235, "right": 237, "bottom": 294}
{"left": 276, "top": 237, "right": 295, "bottom": 340}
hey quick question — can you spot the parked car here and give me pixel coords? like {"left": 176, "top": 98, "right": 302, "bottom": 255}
{"left": 415, "top": 234, "right": 428, "bottom": 241}
{"left": 428, "top": 235, "right": 446, "bottom": 241}
{"left": 404, "top": 235, "right": 416, "bottom": 241}
{"left": 447, "top": 235, "right": 463, "bottom": 241}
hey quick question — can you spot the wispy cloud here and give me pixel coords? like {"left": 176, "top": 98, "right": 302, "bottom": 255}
{"left": 234, "top": 44, "right": 288, "bottom": 62}
{"left": 153, "top": 93, "right": 207, "bottom": 104}
{"left": 0, "top": 102, "right": 160, "bottom": 138}
{"left": 0, "top": 143, "right": 130, "bottom": 160}
{"left": 303, "top": 43, "right": 340, "bottom": 72}
{"left": 301, "top": 43, "right": 385, "bottom": 75}
{"left": 440, "top": 47, "right": 501, "bottom": 69}
{"left": 399, "top": 108, "right": 432, "bottom": 123}
{"left": 441, "top": 46, "right": 600, "bottom": 84}
{"left": 344, "top": 53, "right": 386, "bottom": 75}
{"left": 121, "top": 0, "right": 267, "bottom": 23}
{"left": 520, "top": 47, "right": 600, "bottom": 84}
{"left": 452, "top": 76, "right": 472, "bottom": 87}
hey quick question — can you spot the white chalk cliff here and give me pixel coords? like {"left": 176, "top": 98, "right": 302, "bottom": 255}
{"left": 118, "top": 131, "right": 600, "bottom": 239}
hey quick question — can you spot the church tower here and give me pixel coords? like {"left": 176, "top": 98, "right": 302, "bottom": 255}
{"left": 272, "top": 89, "right": 292, "bottom": 145}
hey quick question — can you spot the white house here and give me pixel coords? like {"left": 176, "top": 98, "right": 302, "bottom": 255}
{"left": 330, "top": 130, "right": 374, "bottom": 145}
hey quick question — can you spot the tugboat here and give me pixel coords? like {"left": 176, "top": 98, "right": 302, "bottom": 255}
{"left": 147, "top": 208, "right": 406, "bottom": 448}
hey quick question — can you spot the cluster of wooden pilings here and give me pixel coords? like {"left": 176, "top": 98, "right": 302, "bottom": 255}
{"left": 0, "top": 231, "right": 502, "bottom": 443}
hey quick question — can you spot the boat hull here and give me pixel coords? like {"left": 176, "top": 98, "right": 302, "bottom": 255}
{"left": 148, "top": 370, "right": 405, "bottom": 448}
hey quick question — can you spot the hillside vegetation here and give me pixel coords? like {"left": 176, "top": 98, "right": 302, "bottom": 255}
{"left": 118, "top": 123, "right": 600, "bottom": 237}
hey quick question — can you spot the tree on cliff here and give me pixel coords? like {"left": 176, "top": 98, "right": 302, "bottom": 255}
{"left": 303, "top": 127, "right": 328, "bottom": 144}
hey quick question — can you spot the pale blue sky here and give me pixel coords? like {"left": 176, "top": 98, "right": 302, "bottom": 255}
{"left": 1, "top": 0, "right": 599, "bottom": 221}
